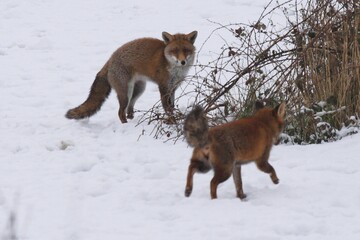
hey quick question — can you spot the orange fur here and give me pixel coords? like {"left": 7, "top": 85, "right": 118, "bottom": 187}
{"left": 66, "top": 31, "right": 198, "bottom": 123}
{"left": 184, "top": 102, "right": 286, "bottom": 199}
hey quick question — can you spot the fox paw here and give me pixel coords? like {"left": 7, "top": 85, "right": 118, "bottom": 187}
{"left": 273, "top": 178, "right": 279, "bottom": 184}
{"left": 164, "top": 115, "right": 176, "bottom": 125}
{"left": 238, "top": 193, "right": 247, "bottom": 200}
{"left": 185, "top": 187, "right": 192, "bottom": 197}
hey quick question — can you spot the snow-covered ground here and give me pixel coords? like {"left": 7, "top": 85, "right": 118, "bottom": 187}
{"left": 1, "top": 0, "right": 360, "bottom": 239}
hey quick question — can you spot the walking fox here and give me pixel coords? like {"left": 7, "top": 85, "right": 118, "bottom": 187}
{"left": 66, "top": 31, "right": 198, "bottom": 123}
{"left": 183, "top": 101, "right": 286, "bottom": 199}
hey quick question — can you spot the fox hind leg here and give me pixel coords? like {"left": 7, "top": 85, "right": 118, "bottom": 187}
{"left": 185, "top": 162, "right": 198, "bottom": 197}
{"left": 185, "top": 158, "right": 211, "bottom": 197}
{"left": 108, "top": 68, "right": 131, "bottom": 123}
{"left": 210, "top": 166, "right": 232, "bottom": 199}
{"left": 127, "top": 80, "right": 146, "bottom": 119}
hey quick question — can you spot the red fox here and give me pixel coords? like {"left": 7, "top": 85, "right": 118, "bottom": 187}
{"left": 65, "top": 31, "right": 198, "bottom": 123}
{"left": 183, "top": 101, "right": 286, "bottom": 199}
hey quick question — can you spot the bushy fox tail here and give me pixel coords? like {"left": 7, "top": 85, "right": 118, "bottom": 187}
{"left": 65, "top": 63, "right": 111, "bottom": 120}
{"left": 183, "top": 105, "right": 209, "bottom": 148}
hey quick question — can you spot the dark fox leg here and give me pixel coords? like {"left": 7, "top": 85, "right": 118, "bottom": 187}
{"left": 232, "top": 163, "right": 247, "bottom": 199}
{"left": 256, "top": 161, "right": 279, "bottom": 184}
{"left": 185, "top": 162, "right": 197, "bottom": 197}
{"left": 169, "top": 88, "right": 176, "bottom": 109}
{"left": 210, "top": 166, "right": 232, "bottom": 199}
{"left": 159, "top": 86, "right": 172, "bottom": 113}
{"left": 209, "top": 147, "right": 234, "bottom": 199}
{"left": 108, "top": 67, "right": 132, "bottom": 123}
{"left": 256, "top": 151, "right": 279, "bottom": 184}
{"left": 185, "top": 159, "right": 211, "bottom": 197}
{"left": 127, "top": 80, "right": 146, "bottom": 119}
{"left": 159, "top": 85, "right": 177, "bottom": 124}
{"left": 118, "top": 97, "right": 128, "bottom": 123}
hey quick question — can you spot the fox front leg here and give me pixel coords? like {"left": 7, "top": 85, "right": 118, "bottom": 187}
{"left": 232, "top": 163, "right": 247, "bottom": 200}
{"left": 256, "top": 150, "right": 279, "bottom": 185}
{"left": 159, "top": 86, "right": 174, "bottom": 112}
{"left": 159, "top": 86, "right": 176, "bottom": 124}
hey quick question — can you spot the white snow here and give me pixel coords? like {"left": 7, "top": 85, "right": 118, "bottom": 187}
{"left": 1, "top": 0, "right": 360, "bottom": 239}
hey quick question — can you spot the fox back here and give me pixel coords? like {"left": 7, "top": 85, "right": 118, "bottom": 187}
{"left": 184, "top": 102, "right": 286, "bottom": 199}
{"left": 209, "top": 103, "right": 285, "bottom": 162}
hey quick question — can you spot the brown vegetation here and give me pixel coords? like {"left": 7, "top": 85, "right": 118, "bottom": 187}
{"left": 140, "top": 0, "right": 360, "bottom": 144}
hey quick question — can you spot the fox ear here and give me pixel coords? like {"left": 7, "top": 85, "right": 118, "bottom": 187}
{"left": 162, "top": 32, "right": 174, "bottom": 44}
{"left": 187, "top": 31, "right": 198, "bottom": 44}
{"left": 275, "top": 102, "right": 286, "bottom": 118}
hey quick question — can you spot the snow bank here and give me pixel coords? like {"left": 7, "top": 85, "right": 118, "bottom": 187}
{"left": 1, "top": 0, "right": 360, "bottom": 239}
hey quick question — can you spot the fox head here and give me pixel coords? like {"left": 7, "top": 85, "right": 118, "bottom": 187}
{"left": 162, "top": 31, "right": 198, "bottom": 67}
{"left": 255, "top": 101, "right": 286, "bottom": 145}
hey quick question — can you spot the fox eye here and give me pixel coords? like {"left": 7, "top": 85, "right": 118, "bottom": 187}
{"left": 170, "top": 48, "right": 179, "bottom": 54}
{"left": 183, "top": 48, "right": 191, "bottom": 54}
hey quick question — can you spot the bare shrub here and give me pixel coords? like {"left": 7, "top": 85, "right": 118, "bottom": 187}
{"left": 139, "top": 0, "right": 360, "bottom": 144}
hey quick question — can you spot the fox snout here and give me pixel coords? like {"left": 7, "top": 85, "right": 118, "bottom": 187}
{"left": 173, "top": 57, "right": 187, "bottom": 66}
{"left": 170, "top": 54, "right": 193, "bottom": 67}
{"left": 178, "top": 59, "right": 188, "bottom": 66}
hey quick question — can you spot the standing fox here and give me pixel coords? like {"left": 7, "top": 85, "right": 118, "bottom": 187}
{"left": 183, "top": 101, "right": 286, "bottom": 199}
{"left": 66, "top": 31, "right": 198, "bottom": 123}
